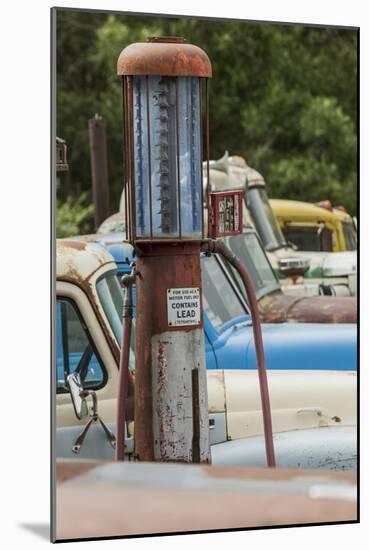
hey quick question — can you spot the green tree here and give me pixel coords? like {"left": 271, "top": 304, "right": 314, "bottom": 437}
{"left": 56, "top": 9, "right": 357, "bottom": 238}
{"left": 56, "top": 182, "right": 94, "bottom": 238}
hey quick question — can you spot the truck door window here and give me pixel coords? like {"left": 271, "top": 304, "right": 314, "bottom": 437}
{"left": 201, "top": 255, "right": 246, "bottom": 330}
{"left": 96, "top": 269, "right": 135, "bottom": 371}
{"left": 283, "top": 226, "right": 333, "bottom": 252}
{"left": 56, "top": 298, "right": 106, "bottom": 393}
{"left": 248, "top": 188, "right": 286, "bottom": 250}
{"left": 96, "top": 270, "right": 123, "bottom": 345}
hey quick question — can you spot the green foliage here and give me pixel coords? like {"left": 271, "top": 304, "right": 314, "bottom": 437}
{"left": 268, "top": 95, "right": 357, "bottom": 208}
{"left": 299, "top": 96, "right": 356, "bottom": 166}
{"left": 56, "top": 10, "right": 357, "bottom": 218}
{"left": 56, "top": 181, "right": 94, "bottom": 238}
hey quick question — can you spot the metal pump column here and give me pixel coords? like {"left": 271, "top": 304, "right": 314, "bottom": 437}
{"left": 117, "top": 36, "right": 212, "bottom": 463}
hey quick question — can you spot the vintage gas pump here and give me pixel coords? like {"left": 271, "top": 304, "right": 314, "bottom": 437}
{"left": 117, "top": 36, "right": 212, "bottom": 463}
{"left": 116, "top": 36, "right": 275, "bottom": 468}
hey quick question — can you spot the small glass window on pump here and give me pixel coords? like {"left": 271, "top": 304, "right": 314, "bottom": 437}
{"left": 118, "top": 36, "right": 212, "bottom": 242}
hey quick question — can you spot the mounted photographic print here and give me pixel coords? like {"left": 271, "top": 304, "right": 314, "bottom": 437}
{"left": 51, "top": 6, "right": 358, "bottom": 542}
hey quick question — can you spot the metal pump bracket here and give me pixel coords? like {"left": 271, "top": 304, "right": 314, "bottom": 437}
{"left": 208, "top": 191, "right": 244, "bottom": 238}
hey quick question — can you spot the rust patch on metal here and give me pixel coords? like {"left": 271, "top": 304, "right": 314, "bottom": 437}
{"left": 58, "top": 239, "right": 88, "bottom": 251}
{"left": 58, "top": 265, "right": 86, "bottom": 287}
{"left": 155, "top": 339, "right": 170, "bottom": 461}
{"left": 287, "top": 295, "right": 357, "bottom": 324}
{"left": 134, "top": 242, "right": 204, "bottom": 462}
{"left": 155, "top": 339, "right": 181, "bottom": 462}
{"left": 259, "top": 291, "right": 310, "bottom": 323}
{"left": 56, "top": 460, "right": 104, "bottom": 485}
{"left": 57, "top": 239, "right": 113, "bottom": 275}
{"left": 135, "top": 243, "right": 203, "bottom": 335}
{"left": 117, "top": 39, "right": 212, "bottom": 78}
{"left": 56, "top": 479, "right": 356, "bottom": 540}
{"left": 259, "top": 290, "right": 357, "bottom": 324}
{"left": 157, "top": 340, "right": 169, "bottom": 394}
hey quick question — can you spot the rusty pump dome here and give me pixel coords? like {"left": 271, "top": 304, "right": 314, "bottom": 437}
{"left": 117, "top": 36, "right": 212, "bottom": 78}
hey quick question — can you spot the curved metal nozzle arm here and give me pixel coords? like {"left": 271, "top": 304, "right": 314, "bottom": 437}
{"left": 201, "top": 239, "right": 276, "bottom": 468}
{"left": 116, "top": 267, "right": 137, "bottom": 461}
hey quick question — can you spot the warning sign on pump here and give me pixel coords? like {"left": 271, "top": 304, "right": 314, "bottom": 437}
{"left": 167, "top": 287, "right": 201, "bottom": 327}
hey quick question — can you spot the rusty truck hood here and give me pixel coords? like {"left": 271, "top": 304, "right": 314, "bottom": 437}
{"left": 259, "top": 291, "right": 357, "bottom": 324}
{"left": 57, "top": 239, "right": 116, "bottom": 283}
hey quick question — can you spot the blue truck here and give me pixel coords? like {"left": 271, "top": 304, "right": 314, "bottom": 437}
{"left": 80, "top": 232, "right": 356, "bottom": 373}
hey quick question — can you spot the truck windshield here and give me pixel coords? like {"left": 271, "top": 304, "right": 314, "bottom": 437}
{"left": 248, "top": 187, "right": 287, "bottom": 251}
{"left": 201, "top": 255, "right": 247, "bottom": 330}
{"left": 226, "top": 231, "right": 280, "bottom": 299}
{"left": 283, "top": 226, "right": 321, "bottom": 251}
{"left": 96, "top": 270, "right": 123, "bottom": 345}
{"left": 283, "top": 225, "right": 334, "bottom": 252}
{"left": 342, "top": 222, "right": 357, "bottom": 251}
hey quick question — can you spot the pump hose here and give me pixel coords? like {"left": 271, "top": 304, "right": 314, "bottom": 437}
{"left": 206, "top": 240, "right": 276, "bottom": 468}
{"left": 115, "top": 271, "right": 135, "bottom": 461}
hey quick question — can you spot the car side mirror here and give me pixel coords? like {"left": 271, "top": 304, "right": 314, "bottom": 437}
{"left": 66, "top": 372, "right": 116, "bottom": 454}
{"left": 67, "top": 372, "right": 89, "bottom": 420}
{"left": 279, "top": 257, "right": 310, "bottom": 280}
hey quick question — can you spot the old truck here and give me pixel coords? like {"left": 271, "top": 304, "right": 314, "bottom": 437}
{"left": 96, "top": 218, "right": 356, "bottom": 324}
{"left": 205, "top": 153, "right": 357, "bottom": 297}
{"left": 55, "top": 239, "right": 356, "bottom": 469}
{"left": 94, "top": 235, "right": 356, "bottom": 371}
{"left": 270, "top": 198, "right": 357, "bottom": 253}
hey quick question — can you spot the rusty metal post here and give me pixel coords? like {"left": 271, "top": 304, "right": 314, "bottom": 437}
{"left": 134, "top": 243, "right": 210, "bottom": 462}
{"left": 88, "top": 114, "right": 110, "bottom": 230}
{"left": 118, "top": 37, "right": 212, "bottom": 463}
